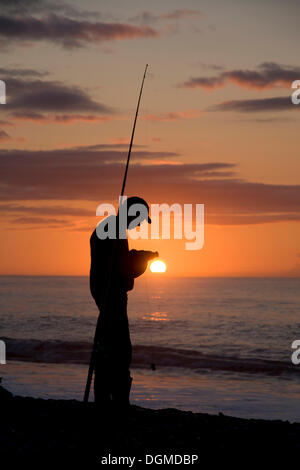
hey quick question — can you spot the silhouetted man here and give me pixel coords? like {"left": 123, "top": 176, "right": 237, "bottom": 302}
{"left": 90, "top": 196, "right": 158, "bottom": 410}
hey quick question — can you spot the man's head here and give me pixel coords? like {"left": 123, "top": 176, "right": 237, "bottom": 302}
{"left": 119, "top": 196, "right": 151, "bottom": 230}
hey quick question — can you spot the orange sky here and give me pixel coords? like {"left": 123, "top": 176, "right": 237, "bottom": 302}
{"left": 0, "top": 0, "right": 300, "bottom": 276}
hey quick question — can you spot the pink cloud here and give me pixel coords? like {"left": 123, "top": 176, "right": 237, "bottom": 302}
{"left": 180, "top": 62, "right": 300, "bottom": 91}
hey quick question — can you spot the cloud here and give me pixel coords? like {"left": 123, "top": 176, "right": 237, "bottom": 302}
{"left": 10, "top": 112, "right": 115, "bottom": 125}
{"left": 194, "top": 62, "right": 225, "bottom": 71}
{"left": 235, "top": 117, "right": 297, "bottom": 123}
{"left": 141, "top": 110, "right": 201, "bottom": 122}
{"left": 11, "top": 216, "right": 70, "bottom": 225}
{"left": 0, "top": 0, "right": 40, "bottom": 14}
{"left": 182, "top": 76, "right": 224, "bottom": 90}
{"left": 0, "top": 145, "right": 227, "bottom": 200}
{"left": 0, "top": 13, "right": 158, "bottom": 49}
{"left": 209, "top": 97, "right": 298, "bottom": 113}
{"left": 9, "top": 112, "right": 48, "bottom": 123}
{"left": 0, "top": 0, "right": 103, "bottom": 19}
{"left": 8, "top": 104, "right": 201, "bottom": 125}
{"left": 180, "top": 62, "right": 300, "bottom": 91}
{"left": 0, "top": 203, "right": 94, "bottom": 217}
{"left": 5, "top": 77, "right": 111, "bottom": 113}
{"left": 0, "top": 67, "right": 48, "bottom": 78}
{"left": 130, "top": 9, "right": 201, "bottom": 24}
{"left": 0, "top": 203, "right": 93, "bottom": 230}
{"left": 0, "top": 144, "right": 300, "bottom": 226}
{"left": 0, "top": 119, "right": 14, "bottom": 127}
{"left": 52, "top": 114, "right": 113, "bottom": 123}
{"left": 160, "top": 9, "right": 201, "bottom": 20}
{"left": 0, "top": 143, "right": 178, "bottom": 187}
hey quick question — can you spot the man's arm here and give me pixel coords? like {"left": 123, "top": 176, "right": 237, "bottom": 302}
{"left": 129, "top": 249, "right": 159, "bottom": 278}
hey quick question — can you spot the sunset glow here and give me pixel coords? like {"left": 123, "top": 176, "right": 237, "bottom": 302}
{"left": 0, "top": 1, "right": 299, "bottom": 278}
{"left": 150, "top": 260, "right": 167, "bottom": 273}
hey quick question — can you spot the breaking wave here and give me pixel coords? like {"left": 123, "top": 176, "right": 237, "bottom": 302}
{"left": 2, "top": 337, "right": 298, "bottom": 377}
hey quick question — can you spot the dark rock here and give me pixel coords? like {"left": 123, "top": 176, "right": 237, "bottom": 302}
{"left": 1, "top": 385, "right": 300, "bottom": 465}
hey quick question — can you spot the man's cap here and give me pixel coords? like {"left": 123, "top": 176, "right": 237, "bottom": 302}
{"left": 123, "top": 196, "right": 151, "bottom": 224}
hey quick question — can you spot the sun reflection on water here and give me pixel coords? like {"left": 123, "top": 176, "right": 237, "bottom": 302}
{"left": 142, "top": 311, "right": 169, "bottom": 322}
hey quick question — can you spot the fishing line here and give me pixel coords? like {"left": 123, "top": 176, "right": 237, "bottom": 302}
{"left": 143, "top": 274, "right": 156, "bottom": 371}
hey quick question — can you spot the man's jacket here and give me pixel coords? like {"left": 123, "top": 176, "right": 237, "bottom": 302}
{"left": 90, "top": 216, "right": 148, "bottom": 308}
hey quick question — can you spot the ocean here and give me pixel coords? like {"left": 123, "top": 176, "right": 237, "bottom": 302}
{"left": 1, "top": 275, "right": 300, "bottom": 421}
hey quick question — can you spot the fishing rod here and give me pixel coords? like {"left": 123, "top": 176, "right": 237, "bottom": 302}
{"left": 83, "top": 64, "right": 149, "bottom": 403}
{"left": 120, "top": 63, "right": 148, "bottom": 200}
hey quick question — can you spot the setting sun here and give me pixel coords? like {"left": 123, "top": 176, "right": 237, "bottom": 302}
{"left": 150, "top": 260, "right": 167, "bottom": 273}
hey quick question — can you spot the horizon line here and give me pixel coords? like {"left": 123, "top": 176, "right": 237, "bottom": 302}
{"left": 0, "top": 274, "right": 299, "bottom": 279}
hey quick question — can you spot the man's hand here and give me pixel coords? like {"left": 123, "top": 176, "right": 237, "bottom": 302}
{"left": 146, "top": 250, "right": 159, "bottom": 260}
{"left": 129, "top": 249, "right": 159, "bottom": 278}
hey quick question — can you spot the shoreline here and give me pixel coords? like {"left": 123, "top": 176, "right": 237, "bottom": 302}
{"left": 2, "top": 384, "right": 300, "bottom": 464}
